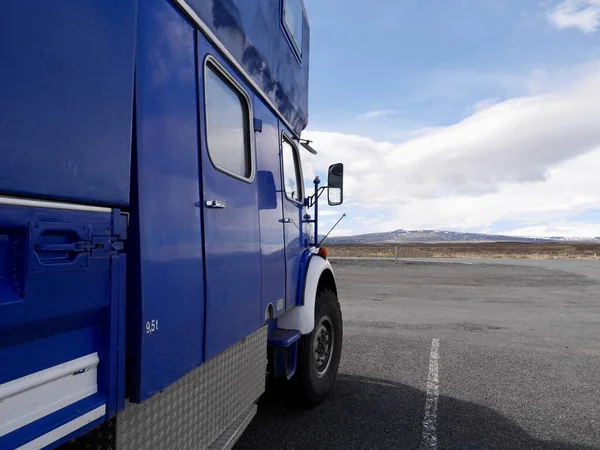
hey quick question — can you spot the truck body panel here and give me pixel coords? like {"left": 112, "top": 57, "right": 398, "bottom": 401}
{"left": 198, "top": 48, "right": 263, "bottom": 361}
{"left": 255, "top": 99, "right": 287, "bottom": 321}
{"left": 127, "top": 0, "right": 205, "bottom": 403}
{"left": 0, "top": 204, "right": 126, "bottom": 449}
{"left": 0, "top": 1, "right": 136, "bottom": 206}
{"left": 178, "top": 0, "right": 310, "bottom": 135}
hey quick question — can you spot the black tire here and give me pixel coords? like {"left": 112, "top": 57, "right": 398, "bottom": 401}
{"left": 292, "top": 288, "right": 343, "bottom": 406}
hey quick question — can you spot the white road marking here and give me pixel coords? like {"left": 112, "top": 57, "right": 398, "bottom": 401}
{"left": 420, "top": 338, "right": 440, "bottom": 450}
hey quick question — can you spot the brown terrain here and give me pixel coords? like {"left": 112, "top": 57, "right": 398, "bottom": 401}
{"left": 326, "top": 242, "right": 600, "bottom": 260}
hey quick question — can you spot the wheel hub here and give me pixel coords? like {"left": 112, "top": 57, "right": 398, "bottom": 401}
{"left": 313, "top": 315, "right": 334, "bottom": 377}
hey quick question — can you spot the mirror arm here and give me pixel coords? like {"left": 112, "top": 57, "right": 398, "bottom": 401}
{"left": 305, "top": 186, "right": 327, "bottom": 208}
{"left": 317, "top": 186, "right": 328, "bottom": 199}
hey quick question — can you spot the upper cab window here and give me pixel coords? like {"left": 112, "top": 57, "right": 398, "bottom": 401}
{"left": 283, "top": 0, "right": 304, "bottom": 57}
{"left": 282, "top": 137, "right": 304, "bottom": 204}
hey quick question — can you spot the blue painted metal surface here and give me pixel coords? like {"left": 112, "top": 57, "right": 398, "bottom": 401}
{"left": 0, "top": 205, "right": 126, "bottom": 449}
{"left": 295, "top": 250, "right": 315, "bottom": 306}
{"left": 110, "top": 253, "right": 127, "bottom": 416}
{"left": 126, "top": 0, "right": 205, "bottom": 402}
{"left": 197, "top": 36, "right": 263, "bottom": 361}
{"left": 273, "top": 343, "right": 298, "bottom": 380}
{"left": 255, "top": 99, "right": 287, "bottom": 320}
{"left": 0, "top": 1, "right": 137, "bottom": 206}
{"left": 269, "top": 333, "right": 299, "bottom": 380}
{"left": 268, "top": 327, "right": 301, "bottom": 380}
{"left": 181, "top": 0, "right": 310, "bottom": 135}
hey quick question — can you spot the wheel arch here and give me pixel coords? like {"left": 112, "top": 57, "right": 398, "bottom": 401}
{"left": 316, "top": 267, "right": 337, "bottom": 297}
{"left": 278, "top": 254, "right": 337, "bottom": 334}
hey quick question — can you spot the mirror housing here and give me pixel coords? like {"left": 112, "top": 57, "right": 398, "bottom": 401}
{"left": 327, "top": 163, "right": 344, "bottom": 206}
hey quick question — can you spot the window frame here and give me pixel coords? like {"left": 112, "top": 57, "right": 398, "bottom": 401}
{"left": 281, "top": 132, "right": 305, "bottom": 206}
{"left": 203, "top": 54, "right": 255, "bottom": 183}
{"left": 282, "top": 0, "right": 305, "bottom": 60}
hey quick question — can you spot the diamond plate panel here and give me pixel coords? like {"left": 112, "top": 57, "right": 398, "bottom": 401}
{"left": 116, "top": 326, "right": 267, "bottom": 450}
{"left": 208, "top": 404, "right": 257, "bottom": 450}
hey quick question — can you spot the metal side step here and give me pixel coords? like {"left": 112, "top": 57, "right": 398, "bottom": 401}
{"left": 268, "top": 329, "right": 301, "bottom": 380}
{"left": 208, "top": 404, "right": 257, "bottom": 450}
{"left": 267, "top": 329, "right": 301, "bottom": 347}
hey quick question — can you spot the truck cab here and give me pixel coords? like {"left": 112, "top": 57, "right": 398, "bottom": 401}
{"left": 0, "top": 1, "right": 344, "bottom": 449}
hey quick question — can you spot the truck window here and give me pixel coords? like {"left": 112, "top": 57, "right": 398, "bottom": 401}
{"left": 282, "top": 136, "right": 304, "bottom": 203}
{"left": 205, "top": 60, "right": 252, "bottom": 180}
{"left": 283, "top": 0, "right": 304, "bottom": 57}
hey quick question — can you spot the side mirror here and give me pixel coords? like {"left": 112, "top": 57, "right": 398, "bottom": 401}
{"left": 327, "top": 163, "right": 344, "bottom": 206}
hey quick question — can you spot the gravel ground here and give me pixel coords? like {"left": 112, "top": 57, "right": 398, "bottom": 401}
{"left": 236, "top": 258, "right": 600, "bottom": 450}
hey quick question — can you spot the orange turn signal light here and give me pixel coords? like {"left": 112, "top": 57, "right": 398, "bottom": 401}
{"left": 317, "top": 247, "right": 328, "bottom": 259}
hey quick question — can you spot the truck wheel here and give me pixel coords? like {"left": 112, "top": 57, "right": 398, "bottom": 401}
{"left": 294, "top": 288, "right": 343, "bottom": 406}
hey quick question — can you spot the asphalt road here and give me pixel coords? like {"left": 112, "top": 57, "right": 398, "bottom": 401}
{"left": 236, "top": 258, "right": 600, "bottom": 450}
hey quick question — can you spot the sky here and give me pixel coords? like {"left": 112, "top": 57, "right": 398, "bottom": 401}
{"left": 301, "top": 0, "right": 600, "bottom": 238}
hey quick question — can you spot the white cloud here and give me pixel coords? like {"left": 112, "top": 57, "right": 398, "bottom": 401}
{"left": 548, "top": 0, "right": 600, "bottom": 33}
{"left": 327, "top": 228, "right": 354, "bottom": 237}
{"left": 503, "top": 221, "right": 600, "bottom": 238}
{"left": 356, "top": 109, "right": 397, "bottom": 120}
{"left": 301, "top": 65, "right": 600, "bottom": 237}
{"left": 471, "top": 98, "right": 500, "bottom": 113}
{"left": 318, "top": 210, "right": 340, "bottom": 217}
{"left": 354, "top": 217, "right": 382, "bottom": 226}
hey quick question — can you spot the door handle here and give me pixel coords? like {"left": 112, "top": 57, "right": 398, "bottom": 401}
{"left": 279, "top": 218, "right": 292, "bottom": 223}
{"left": 205, "top": 200, "right": 226, "bottom": 209}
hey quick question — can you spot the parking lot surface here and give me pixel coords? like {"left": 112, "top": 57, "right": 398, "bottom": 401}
{"left": 236, "top": 258, "right": 600, "bottom": 450}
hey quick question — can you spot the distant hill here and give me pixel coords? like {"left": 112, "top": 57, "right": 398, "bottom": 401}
{"left": 324, "top": 229, "right": 600, "bottom": 245}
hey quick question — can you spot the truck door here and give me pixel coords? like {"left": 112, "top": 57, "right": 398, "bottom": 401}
{"left": 198, "top": 51, "right": 262, "bottom": 360}
{"left": 280, "top": 132, "right": 307, "bottom": 310}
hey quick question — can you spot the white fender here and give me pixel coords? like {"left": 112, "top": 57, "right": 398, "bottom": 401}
{"left": 278, "top": 254, "right": 334, "bottom": 334}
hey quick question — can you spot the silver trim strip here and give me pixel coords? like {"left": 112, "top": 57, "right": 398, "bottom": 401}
{"left": 0, "top": 196, "right": 111, "bottom": 213}
{"left": 0, "top": 354, "right": 99, "bottom": 402}
{"left": 0, "top": 353, "right": 100, "bottom": 438}
{"left": 174, "top": 0, "right": 303, "bottom": 141}
{"left": 16, "top": 405, "right": 106, "bottom": 450}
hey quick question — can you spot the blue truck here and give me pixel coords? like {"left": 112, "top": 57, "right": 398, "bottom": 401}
{"left": 0, "top": 1, "right": 345, "bottom": 448}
